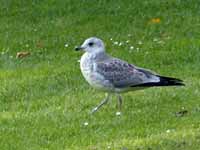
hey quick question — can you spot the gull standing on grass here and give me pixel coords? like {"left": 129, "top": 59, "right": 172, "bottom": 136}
{"left": 75, "top": 37, "right": 184, "bottom": 114}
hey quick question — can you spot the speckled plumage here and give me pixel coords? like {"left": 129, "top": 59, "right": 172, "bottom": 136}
{"left": 76, "top": 37, "right": 184, "bottom": 113}
{"left": 80, "top": 51, "right": 159, "bottom": 93}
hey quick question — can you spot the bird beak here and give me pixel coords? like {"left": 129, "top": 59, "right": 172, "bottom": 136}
{"left": 75, "top": 46, "right": 84, "bottom": 51}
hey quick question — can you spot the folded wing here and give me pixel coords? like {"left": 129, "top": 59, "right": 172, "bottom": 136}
{"left": 95, "top": 58, "right": 160, "bottom": 88}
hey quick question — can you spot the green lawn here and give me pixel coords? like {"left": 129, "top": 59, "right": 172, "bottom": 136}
{"left": 0, "top": 0, "right": 200, "bottom": 149}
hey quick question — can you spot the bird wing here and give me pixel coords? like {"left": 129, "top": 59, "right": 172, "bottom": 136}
{"left": 94, "top": 58, "right": 160, "bottom": 88}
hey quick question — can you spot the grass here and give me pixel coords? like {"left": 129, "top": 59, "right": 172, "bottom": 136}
{"left": 0, "top": 0, "right": 200, "bottom": 149}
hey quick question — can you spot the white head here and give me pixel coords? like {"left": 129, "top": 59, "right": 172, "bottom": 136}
{"left": 75, "top": 37, "right": 105, "bottom": 53}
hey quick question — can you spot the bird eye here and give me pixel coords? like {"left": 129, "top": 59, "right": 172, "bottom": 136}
{"left": 88, "top": 42, "right": 94, "bottom": 46}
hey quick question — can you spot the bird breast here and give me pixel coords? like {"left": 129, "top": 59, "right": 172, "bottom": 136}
{"left": 80, "top": 53, "right": 96, "bottom": 83}
{"left": 80, "top": 53, "right": 114, "bottom": 91}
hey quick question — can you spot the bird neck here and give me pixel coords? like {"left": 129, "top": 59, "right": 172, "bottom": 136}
{"left": 86, "top": 51, "right": 107, "bottom": 60}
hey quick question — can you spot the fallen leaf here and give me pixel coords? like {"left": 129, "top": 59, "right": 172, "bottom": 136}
{"left": 16, "top": 51, "right": 30, "bottom": 58}
{"left": 149, "top": 18, "right": 161, "bottom": 24}
{"left": 175, "top": 110, "right": 188, "bottom": 117}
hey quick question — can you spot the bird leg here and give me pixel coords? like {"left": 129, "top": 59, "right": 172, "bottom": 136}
{"left": 91, "top": 93, "right": 110, "bottom": 114}
{"left": 117, "top": 94, "right": 122, "bottom": 111}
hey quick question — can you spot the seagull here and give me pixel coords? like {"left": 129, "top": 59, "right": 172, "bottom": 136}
{"left": 75, "top": 37, "right": 184, "bottom": 114}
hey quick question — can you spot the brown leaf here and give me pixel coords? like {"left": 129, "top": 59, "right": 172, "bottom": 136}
{"left": 16, "top": 51, "right": 30, "bottom": 58}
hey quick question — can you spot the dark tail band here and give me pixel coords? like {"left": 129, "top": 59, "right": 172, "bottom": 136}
{"left": 131, "top": 75, "right": 185, "bottom": 87}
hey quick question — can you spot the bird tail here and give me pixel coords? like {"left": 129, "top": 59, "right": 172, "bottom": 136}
{"left": 155, "top": 75, "right": 185, "bottom": 86}
{"left": 131, "top": 76, "right": 185, "bottom": 87}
